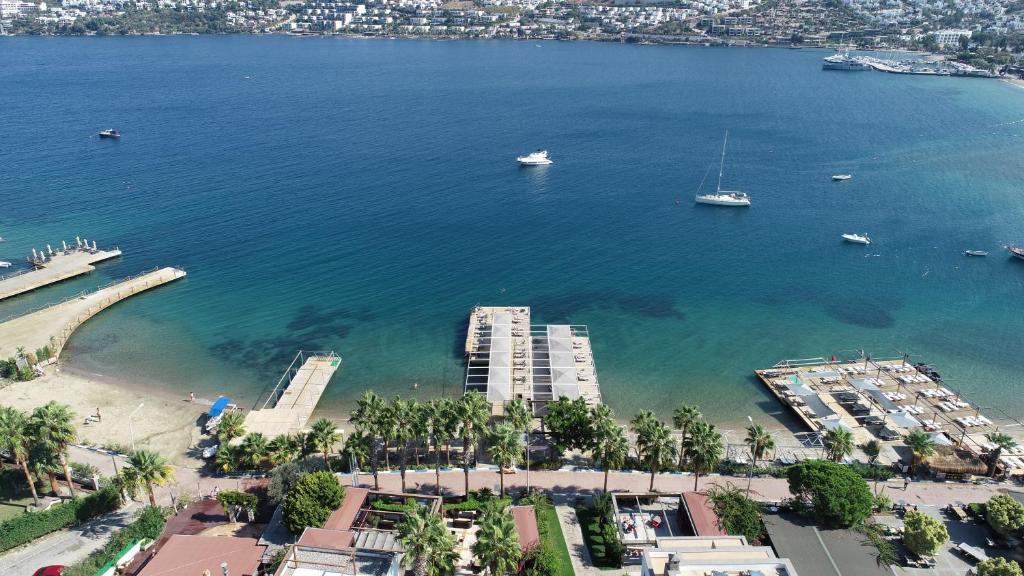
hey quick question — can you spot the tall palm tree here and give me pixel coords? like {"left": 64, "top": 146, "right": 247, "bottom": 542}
{"left": 630, "top": 410, "right": 658, "bottom": 461}
{"left": 823, "top": 427, "right": 855, "bottom": 463}
{"left": 397, "top": 508, "right": 459, "bottom": 576}
{"left": 744, "top": 423, "right": 775, "bottom": 466}
{"left": 685, "top": 420, "right": 724, "bottom": 491}
{"left": 984, "top": 432, "right": 1018, "bottom": 477}
{"left": 639, "top": 420, "right": 676, "bottom": 492}
{"left": 238, "top": 432, "right": 270, "bottom": 470}
{"left": 410, "top": 400, "right": 431, "bottom": 466}
{"left": 0, "top": 406, "right": 39, "bottom": 506}
{"left": 592, "top": 420, "right": 629, "bottom": 493}
{"left": 309, "top": 418, "right": 343, "bottom": 468}
{"left": 504, "top": 399, "right": 532, "bottom": 480}
{"left": 216, "top": 410, "right": 246, "bottom": 444}
{"left": 457, "top": 391, "right": 490, "bottom": 496}
{"left": 862, "top": 439, "right": 882, "bottom": 493}
{"left": 124, "top": 448, "right": 174, "bottom": 507}
{"left": 905, "top": 430, "right": 936, "bottom": 475}
{"left": 342, "top": 429, "right": 371, "bottom": 470}
{"left": 472, "top": 509, "right": 522, "bottom": 575}
{"left": 268, "top": 433, "right": 301, "bottom": 466}
{"left": 672, "top": 404, "right": 702, "bottom": 467}
{"left": 487, "top": 424, "right": 523, "bottom": 497}
{"left": 392, "top": 398, "right": 415, "bottom": 492}
{"left": 378, "top": 401, "right": 399, "bottom": 470}
{"left": 352, "top": 391, "right": 386, "bottom": 489}
{"left": 427, "top": 399, "right": 457, "bottom": 496}
{"left": 29, "top": 402, "right": 77, "bottom": 497}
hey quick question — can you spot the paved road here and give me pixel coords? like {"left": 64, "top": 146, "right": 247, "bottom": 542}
{"left": 2, "top": 502, "right": 142, "bottom": 576}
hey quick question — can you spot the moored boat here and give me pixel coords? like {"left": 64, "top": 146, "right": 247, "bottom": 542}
{"left": 842, "top": 233, "right": 871, "bottom": 245}
{"left": 964, "top": 250, "right": 988, "bottom": 257}
{"left": 1008, "top": 245, "right": 1024, "bottom": 260}
{"left": 696, "top": 131, "right": 751, "bottom": 207}
{"left": 516, "top": 149, "right": 552, "bottom": 166}
{"left": 832, "top": 174, "right": 852, "bottom": 181}
{"left": 0, "top": 261, "right": 10, "bottom": 268}
{"left": 98, "top": 129, "right": 120, "bottom": 139}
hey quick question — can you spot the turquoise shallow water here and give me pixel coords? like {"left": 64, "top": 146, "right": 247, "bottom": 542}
{"left": 1, "top": 37, "right": 1023, "bottom": 427}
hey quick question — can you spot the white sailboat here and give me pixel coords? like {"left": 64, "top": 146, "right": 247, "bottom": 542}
{"left": 696, "top": 131, "right": 750, "bottom": 207}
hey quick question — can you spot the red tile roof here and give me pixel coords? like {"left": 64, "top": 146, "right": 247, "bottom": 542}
{"left": 297, "top": 527, "right": 355, "bottom": 551}
{"left": 136, "top": 535, "right": 265, "bottom": 576}
{"left": 324, "top": 487, "right": 369, "bottom": 531}
{"left": 511, "top": 506, "right": 540, "bottom": 552}
{"left": 683, "top": 492, "right": 728, "bottom": 537}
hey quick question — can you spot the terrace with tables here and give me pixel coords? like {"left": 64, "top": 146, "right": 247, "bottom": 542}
{"left": 612, "top": 492, "right": 727, "bottom": 562}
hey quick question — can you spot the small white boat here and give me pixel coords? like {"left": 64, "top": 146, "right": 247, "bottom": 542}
{"left": 696, "top": 131, "right": 751, "bottom": 207}
{"left": 0, "top": 261, "right": 10, "bottom": 268}
{"left": 842, "top": 233, "right": 871, "bottom": 245}
{"left": 516, "top": 149, "right": 552, "bottom": 166}
{"left": 832, "top": 174, "right": 852, "bottom": 181}
{"left": 964, "top": 250, "right": 988, "bottom": 257}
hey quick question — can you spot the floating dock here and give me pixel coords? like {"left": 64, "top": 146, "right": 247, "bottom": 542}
{"left": 0, "top": 237, "right": 121, "bottom": 302}
{"left": 755, "top": 354, "right": 1022, "bottom": 475}
{"left": 242, "top": 351, "right": 341, "bottom": 438}
{"left": 464, "top": 306, "right": 602, "bottom": 414}
{"left": 0, "top": 266, "right": 186, "bottom": 361}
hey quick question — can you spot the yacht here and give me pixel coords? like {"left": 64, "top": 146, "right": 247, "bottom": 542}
{"left": 832, "top": 174, "right": 852, "bottom": 181}
{"left": 1008, "top": 246, "right": 1024, "bottom": 261}
{"left": 964, "top": 250, "right": 988, "bottom": 257}
{"left": 822, "top": 53, "right": 871, "bottom": 71}
{"left": 98, "top": 129, "right": 121, "bottom": 139}
{"left": 0, "top": 261, "right": 10, "bottom": 268}
{"left": 696, "top": 131, "right": 751, "bottom": 207}
{"left": 516, "top": 149, "right": 552, "bottom": 166}
{"left": 842, "top": 233, "right": 871, "bottom": 245}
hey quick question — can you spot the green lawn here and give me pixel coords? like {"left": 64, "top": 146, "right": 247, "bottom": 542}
{"left": 536, "top": 504, "right": 574, "bottom": 576}
{"left": 573, "top": 505, "right": 622, "bottom": 569}
{"left": 0, "top": 467, "right": 36, "bottom": 521}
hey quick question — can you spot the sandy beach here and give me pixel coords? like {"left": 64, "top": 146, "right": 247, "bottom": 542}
{"left": 2, "top": 367, "right": 208, "bottom": 467}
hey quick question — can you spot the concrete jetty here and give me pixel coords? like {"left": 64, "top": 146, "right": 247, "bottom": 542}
{"left": 465, "top": 305, "right": 603, "bottom": 415}
{"left": 242, "top": 351, "right": 341, "bottom": 438}
{"left": 0, "top": 267, "right": 186, "bottom": 362}
{"left": 0, "top": 238, "right": 122, "bottom": 302}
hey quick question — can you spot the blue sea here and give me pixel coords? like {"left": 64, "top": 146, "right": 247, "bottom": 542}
{"left": 1, "top": 36, "right": 1023, "bottom": 428}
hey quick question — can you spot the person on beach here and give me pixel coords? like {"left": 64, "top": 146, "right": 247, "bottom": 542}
{"left": 95, "top": 408, "right": 101, "bottom": 422}
{"left": 189, "top": 392, "right": 195, "bottom": 402}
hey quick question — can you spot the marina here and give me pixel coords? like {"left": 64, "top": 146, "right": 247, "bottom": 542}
{"left": 0, "top": 266, "right": 186, "bottom": 362}
{"left": 241, "top": 351, "right": 342, "bottom": 438}
{"left": 756, "top": 354, "right": 1023, "bottom": 476}
{"left": 823, "top": 53, "right": 999, "bottom": 77}
{"left": 0, "top": 237, "right": 122, "bottom": 302}
{"left": 464, "top": 306, "right": 602, "bottom": 415}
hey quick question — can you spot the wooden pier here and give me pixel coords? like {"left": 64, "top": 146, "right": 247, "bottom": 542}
{"left": 0, "top": 239, "right": 122, "bottom": 302}
{"left": 242, "top": 351, "right": 341, "bottom": 438}
{"left": 0, "top": 267, "right": 186, "bottom": 361}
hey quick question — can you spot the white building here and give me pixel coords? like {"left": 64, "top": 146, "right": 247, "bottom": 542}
{"left": 641, "top": 536, "right": 800, "bottom": 576}
{"left": 933, "top": 28, "right": 972, "bottom": 47}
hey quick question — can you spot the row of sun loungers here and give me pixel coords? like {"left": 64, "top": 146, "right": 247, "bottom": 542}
{"left": 885, "top": 392, "right": 908, "bottom": 401}
{"left": 838, "top": 366, "right": 869, "bottom": 375}
{"left": 955, "top": 416, "right": 991, "bottom": 428}
{"left": 898, "top": 374, "right": 933, "bottom": 384}
{"left": 882, "top": 364, "right": 917, "bottom": 373}
{"left": 938, "top": 400, "right": 971, "bottom": 412}
{"left": 999, "top": 456, "right": 1024, "bottom": 471}
{"left": 899, "top": 405, "right": 926, "bottom": 415}
{"left": 919, "top": 387, "right": 954, "bottom": 398}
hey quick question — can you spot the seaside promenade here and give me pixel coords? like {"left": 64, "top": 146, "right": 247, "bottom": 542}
{"left": 0, "top": 267, "right": 186, "bottom": 360}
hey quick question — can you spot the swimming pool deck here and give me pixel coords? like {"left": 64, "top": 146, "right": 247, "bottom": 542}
{"left": 0, "top": 242, "right": 122, "bottom": 301}
{"left": 0, "top": 266, "right": 186, "bottom": 361}
{"left": 242, "top": 352, "right": 341, "bottom": 438}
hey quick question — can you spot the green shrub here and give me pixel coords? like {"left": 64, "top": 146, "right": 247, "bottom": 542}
{"left": 707, "top": 486, "right": 764, "bottom": 543}
{"left": 0, "top": 485, "right": 123, "bottom": 553}
{"left": 63, "top": 506, "right": 167, "bottom": 576}
{"left": 282, "top": 471, "right": 343, "bottom": 535}
{"left": 977, "top": 557, "right": 1024, "bottom": 576}
{"left": 445, "top": 490, "right": 512, "bottom": 513}
{"left": 903, "top": 509, "right": 949, "bottom": 556}
{"left": 987, "top": 495, "right": 1024, "bottom": 536}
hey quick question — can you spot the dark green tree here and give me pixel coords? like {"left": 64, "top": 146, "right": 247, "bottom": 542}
{"left": 282, "top": 470, "right": 344, "bottom": 534}
{"left": 787, "top": 460, "right": 872, "bottom": 528}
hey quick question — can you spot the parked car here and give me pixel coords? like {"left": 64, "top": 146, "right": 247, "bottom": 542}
{"left": 33, "top": 566, "right": 65, "bottom": 576}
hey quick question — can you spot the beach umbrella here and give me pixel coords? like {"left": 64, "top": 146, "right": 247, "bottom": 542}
{"left": 76, "top": 236, "right": 81, "bottom": 248}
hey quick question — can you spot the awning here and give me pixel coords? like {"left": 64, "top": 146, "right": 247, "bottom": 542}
{"left": 208, "top": 397, "right": 231, "bottom": 418}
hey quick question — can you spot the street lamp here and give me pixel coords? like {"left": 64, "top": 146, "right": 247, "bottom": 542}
{"left": 128, "top": 402, "right": 145, "bottom": 451}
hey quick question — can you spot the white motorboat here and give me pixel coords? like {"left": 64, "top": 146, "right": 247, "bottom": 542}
{"left": 842, "top": 233, "right": 871, "bottom": 245}
{"left": 0, "top": 261, "right": 10, "bottom": 268}
{"left": 832, "top": 174, "right": 852, "bottom": 181}
{"left": 822, "top": 53, "right": 871, "bottom": 71}
{"left": 516, "top": 149, "right": 552, "bottom": 166}
{"left": 696, "top": 131, "right": 751, "bottom": 207}
{"left": 964, "top": 250, "right": 988, "bottom": 257}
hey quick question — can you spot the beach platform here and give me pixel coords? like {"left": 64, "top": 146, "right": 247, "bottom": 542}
{"left": 464, "top": 306, "right": 602, "bottom": 414}
{"left": 755, "top": 354, "right": 1017, "bottom": 473}
{"left": 0, "top": 239, "right": 121, "bottom": 302}
{"left": 242, "top": 351, "right": 341, "bottom": 438}
{"left": 0, "top": 266, "right": 186, "bottom": 362}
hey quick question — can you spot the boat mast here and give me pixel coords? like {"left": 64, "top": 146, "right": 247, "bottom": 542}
{"left": 717, "top": 130, "right": 728, "bottom": 193}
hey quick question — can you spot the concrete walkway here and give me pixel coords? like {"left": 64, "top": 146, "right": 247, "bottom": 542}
{"left": 553, "top": 497, "right": 603, "bottom": 576}
{"left": 1, "top": 502, "right": 142, "bottom": 576}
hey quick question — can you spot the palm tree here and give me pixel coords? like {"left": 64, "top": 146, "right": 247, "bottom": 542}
{"left": 744, "top": 423, "right": 775, "bottom": 466}
{"left": 685, "top": 420, "right": 724, "bottom": 491}
{"left": 268, "top": 433, "right": 301, "bottom": 466}
{"left": 472, "top": 509, "right": 522, "bottom": 575}
{"left": 504, "top": 399, "right": 531, "bottom": 479}
{"left": 672, "top": 404, "right": 702, "bottom": 467}
{"left": 862, "top": 439, "right": 882, "bottom": 493}
{"left": 984, "top": 432, "right": 1018, "bottom": 477}
{"left": 592, "top": 420, "right": 629, "bottom": 492}
{"left": 352, "top": 390, "right": 386, "bottom": 489}
{"left": 487, "top": 424, "right": 523, "bottom": 497}
{"left": 428, "top": 399, "right": 458, "bottom": 496}
{"left": 905, "top": 430, "right": 936, "bottom": 475}
{"left": 238, "top": 432, "right": 270, "bottom": 470}
{"left": 457, "top": 391, "right": 490, "bottom": 496}
{"left": 392, "top": 398, "right": 415, "bottom": 492}
{"left": 29, "top": 402, "right": 77, "bottom": 497}
{"left": 216, "top": 410, "right": 246, "bottom": 444}
{"left": 410, "top": 401, "right": 431, "bottom": 466}
{"left": 397, "top": 508, "right": 459, "bottom": 576}
{"left": 630, "top": 410, "right": 658, "bottom": 461}
{"left": 823, "top": 427, "right": 855, "bottom": 463}
{"left": 0, "top": 406, "right": 39, "bottom": 506}
{"left": 309, "top": 418, "right": 343, "bottom": 469}
{"left": 124, "top": 448, "right": 174, "bottom": 507}
{"left": 342, "top": 429, "right": 371, "bottom": 470}
{"left": 378, "top": 401, "right": 399, "bottom": 470}
{"left": 639, "top": 420, "right": 676, "bottom": 492}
